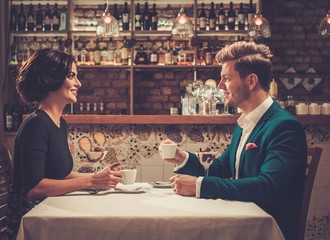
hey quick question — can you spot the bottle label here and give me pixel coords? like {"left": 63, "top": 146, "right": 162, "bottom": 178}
{"left": 6, "top": 115, "right": 13, "bottom": 129}
{"left": 209, "top": 19, "right": 216, "bottom": 29}
{"left": 53, "top": 16, "right": 60, "bottom": 25}
{"left": 121, "top": 48, "right": 129, "bottom": 60}
{"left": 60, "top": 13, "right": 67, "bottom": 30}
{"left": 205, "top": 52, "right": 213, "bottom": 65}
{"left": 165, "top": 52, "right": 172, "bottom": 65}
{"left": 228, "top": 17, "right": 235, "bottom": 23}
{"left": 219, "top": 15, "right": 225, "bottom": 25}
{"left": 199, "top": 17, "right": 206, "bottom": 28}
{"left": 238, "top": 14, "right": 246, "bottom": 24}
{"left": 123, "top": 14, "right": 129, "bottom": 23}
{"left": 135, "top": 14, "right": 141, "bottom": 27}
{"left": 150, "top": 53, "right": 158, "bottom": 63}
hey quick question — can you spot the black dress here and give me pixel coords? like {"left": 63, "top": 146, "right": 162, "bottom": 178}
{"left": 6, "top": 109, "right": 73, "bottom": 239}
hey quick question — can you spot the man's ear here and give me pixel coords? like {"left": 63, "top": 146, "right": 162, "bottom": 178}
{"left": 247, "top": 74, "right": 258, "bottom": 90}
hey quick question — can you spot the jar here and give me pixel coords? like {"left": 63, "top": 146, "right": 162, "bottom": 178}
{"left": 295, "top": 103, "right": 309, "bottom": 115}
{"left": 321, "top": 103, "right": 330, "bottom": 115}
{"left": 309, "top": 103, "right": 321, "bottom": 115}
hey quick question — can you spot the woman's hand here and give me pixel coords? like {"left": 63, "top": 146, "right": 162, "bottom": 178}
{"left": 159, "top": 139, "right": 186, "bottom": 165}
{"left": 91, "top": 162, "right": 123, "bottom": 189}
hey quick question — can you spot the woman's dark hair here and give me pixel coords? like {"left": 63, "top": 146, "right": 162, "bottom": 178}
{"left": 216, "top": 41, "right": 273, "bottom": 92}
{"left": 16, "top": 48, "right": 75, "bottom": 103}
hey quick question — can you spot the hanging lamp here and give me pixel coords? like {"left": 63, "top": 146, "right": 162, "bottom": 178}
{"left": 319, "top": 9, "right": 330, "bottom": 37}
{"left": 96, "top": 0, "right": 119, "bottom": 37}
{"left": 248, "top": 10, "right": 271, "bottom": 39}
{"left": 171, "top": 5, "right": 194, "bottom": 38}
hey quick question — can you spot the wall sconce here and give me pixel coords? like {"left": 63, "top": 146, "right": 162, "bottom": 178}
{"left": 96, "top": 0, "right": 119, "bottom": 37}
{"left": 319, "top": 9, "right": 330, "bottom": 37}
{"left": 248, "top": 10, "right": 271, "bottom": 39}
{"left": 171, "top": 5, "right": 194, "bottom": 38}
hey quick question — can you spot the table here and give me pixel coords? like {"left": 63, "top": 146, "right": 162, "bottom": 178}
{"left": 17, "top": 183, "right": 284, "bottom": 240}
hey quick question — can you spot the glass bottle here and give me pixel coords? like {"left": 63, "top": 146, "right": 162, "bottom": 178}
{"left": 121, "top": 38, "right": 129, "bottom": 65}
{"left": 143, "top": 2, "right": 150, "bottom": 31}
{"left": 27, "top": 4, "right": 35, "bottom": 31}
{"left": 238, "top": 2, "right": 246, "bottom": 30}
{"left": 113, "top": 4, "right": 121, "bottom": 29}
{"left": 94, "top": 41, "right": 101, "bottom": 65}
{"left": 172, "top": 41, "right": 179, "bottom": 65}
{"left": 218, "top": 3, "right": 226, "bottom": 30}
{"left": 107, "top": 38, "right": 115, "bottom": 65}
{"left": 150, "top": 44, "right": 158, "bottom": 65}
{"left": 164, "top": 41, "right": 172, "bottom": 65}
{"left": 17, "top": 3, "right": 26, "bottom": 31}
{"left": 199, "top": 3, "right": 207, "bottom": 30}
{"left": 151, "top": 3, "right": 158, "bottom": 30}
{"left": 52, "top": 3, "right": 60, "bottom": 31}
{"left": 285, "top": 95, "right": 296, "bottom": 114}
{"left": 35, "top": 3, "right": 43, "bottom": 31}
{"left": 209, "top": 2, "right": 216, "bottom": 30}
{"left": 247, "top": 0, "right": 255, "bottom": 27}
{"left": 10, "top": 5, "right": 17, "bottom": 31}
{"left": 4, "top": 103, "right": 13, "bottom": 132}
{"left": 227, "top": 2, "right": 236, "bottom": 30}
{"left": 59, "top": 6, "right": 68, "bottom": 31}
{"left": 134, "top": 44, "right": 148, "bottom": 65}
{"left": 44, "top": 3, "right": 52, "bottom": 31}
{"left": 204, "top": 43, "right": 213, "bottom": 65}
{"left": 178, "top": 44, "right": 186, "bottom": 64}
{"left": 122, "top": 2, "right": 130, "bottom": 30}
{"left": 135, "top": 3, "right": 142, "bottom": 30}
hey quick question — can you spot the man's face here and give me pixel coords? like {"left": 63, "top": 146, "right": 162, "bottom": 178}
{"left": 218, "top": 60, "right": 250, "bottom": 108}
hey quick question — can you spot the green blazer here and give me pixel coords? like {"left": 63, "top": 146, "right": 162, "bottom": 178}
{"left": 176, "top": 102, "right": 307, "bottom": 240}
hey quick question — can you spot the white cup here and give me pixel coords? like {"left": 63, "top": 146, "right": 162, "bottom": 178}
{"left": 159, "top": 143, "right": 177, "bottom": 159}
{"left": 321, "top": 103, "right": 330, "bottom": 115}
{"left": 309, "top": 103, "right": 321, "bottom": 115}
{"left": 120, "top": 169, "right": 137, "bottom": 185}
{"left": 295, "top": 103, "right": 309, "bottom": 115}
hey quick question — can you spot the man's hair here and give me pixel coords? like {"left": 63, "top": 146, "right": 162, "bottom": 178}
{"left": 16, "top": 48, "right": 75, "bottom": 104}
{"left": 216, "top": 41, "right": 273, "bottom": 91}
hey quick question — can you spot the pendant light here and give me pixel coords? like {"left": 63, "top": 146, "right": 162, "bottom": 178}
{"left": 248, "top": 10, "right": 271, "bottom": 39}
{"left": 96, "top": 0, "right": 119, "bottom": 37}
{"left": 171, "top": 5, "right": 194, "bottom": 38}
{"left": 319, "top": 9, "right": 330, "bottom": 37}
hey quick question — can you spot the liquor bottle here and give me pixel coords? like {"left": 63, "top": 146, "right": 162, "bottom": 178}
{"left": 204, "top": 43, "right": 213, "bottom": 65}
{"left": 93, "top": 41, "right": 101, "bottom": 65}
{"left": 79, "top": 43, "right": 88, "bottom": 63}
{"left": 36, "top": 3, "right": 43, "bottom": 31}
{"left": 209, "top": 2, "right": 216, "bottom": 30}
{"left": 199, "top": 3, "right": 207, "bottom": 30}
{"left": 151, "top": 4, "right": 158, "bottom": 30}
{"left": 247, "top": 0, "right": 255, "bottom": 27}
{"left": 227, "top": 2, "right": 236, "bottom": 30}
{"left": 4, "top": 103, "right": 13, "bottom": 132}
{"left": 121, "top": 38, "right": 129, "bottom": 65}
{"left": 52, "top": 3, "right": 60, "bottom": 31}
{"left": 143, "top": 2, "right": 150, "bottom": 31}
{"left": 122, "top": 2, "right": 130, "bottom": 30}
{"left": 164, "top": 41, "right": 172, "bottom": 65}
{"left": 87, "top": 40, "right": 94, "bottom": 63}
{"left": 238, "top": 3, "right": 246, "bottom": 30}
{"left": 218, "top": 3, "right": 226, "bottom": 30}
{"left": 135, "top": 3, "right": 142, "bottom": 30}
{"left": 285, "top": 95, "right": 296, "bottom": 114}
{"left": 10, "top": 36, "right": 18, "bottom": 64}
{"left": 113, "top": 4, "right": 121, "bottom": 30}
{"left": 107, "top": 38, "right": 115, "bottom": 65}
{"left": 134, "top": 44, "right": 148, "bottom": 65}
{"left": 178, "top": 44, "right": 186, "bottom": 64}
{"left": 59, "top": 6, "right": 68, "bottom": 31}
{"left": 44, "top": 3, "right": 52, "bottom": 31}
{"left": 27, "top": 4, "right": 35, "bottom": 31}
{"left": 17, "top": 3, "right": 26, "bottom": 31}
{"left": 10, "top": 5, "right": 17, "bottom": 31}
{"left": 172, "top": 41, "right": 178, "bottom": 65}
{"left": 100, "top": 46, "right": 108, "bottom": 65}
{"left": 150, "top": 45, "right": 158, "bottom": 65}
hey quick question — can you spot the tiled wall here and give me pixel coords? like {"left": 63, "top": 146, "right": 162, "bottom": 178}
{"left": 68, "top": 123, "right": 330, "bottom": 239}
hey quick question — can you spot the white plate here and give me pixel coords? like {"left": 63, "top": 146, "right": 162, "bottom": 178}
{"left": 114, "top": 187, "right": 145, "bottom": 194}
{"left": 149, "top": 181, "right": 172, "bottom": 188}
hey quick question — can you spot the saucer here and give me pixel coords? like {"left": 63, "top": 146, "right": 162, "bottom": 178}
{"left": 149, "top": 181, "right": 172, "bottom": 188}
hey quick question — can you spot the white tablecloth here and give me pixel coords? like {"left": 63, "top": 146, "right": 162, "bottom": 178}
{"left": 17, "top": 183, "right": 284, "bottom": 240}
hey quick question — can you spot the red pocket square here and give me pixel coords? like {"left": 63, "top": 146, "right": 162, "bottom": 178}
{"left": 245, "top": 143, "right": 257, "bottom": 150}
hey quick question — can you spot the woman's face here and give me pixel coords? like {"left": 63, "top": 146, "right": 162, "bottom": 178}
{"left": 57, "top": 62, "right": 82, "bottom": 104}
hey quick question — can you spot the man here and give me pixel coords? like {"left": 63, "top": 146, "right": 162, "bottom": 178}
{"left": 162, "top": 41, "right": 307, "bottom": 240}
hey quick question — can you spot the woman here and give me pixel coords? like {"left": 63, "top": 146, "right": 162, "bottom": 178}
{"left": 6, "top": 49, "right": 123, "bottom": 239}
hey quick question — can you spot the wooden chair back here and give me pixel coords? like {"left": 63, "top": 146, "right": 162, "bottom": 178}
{"left": 298, "top": 147, "right": 323, "bottom": 240}
{"left": 0, "top": 143, "right": 12, "bottom": 237}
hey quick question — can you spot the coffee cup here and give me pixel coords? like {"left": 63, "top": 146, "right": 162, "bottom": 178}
{"left": 120, "top": 169, "right": 137, "bottom": 185}
{"left": 159, "top": 143, "right": 177, "bottom": 159}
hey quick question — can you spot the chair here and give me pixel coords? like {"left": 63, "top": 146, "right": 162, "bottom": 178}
{"left": 0, "top": 143, "right": 12, "bottom": 238}
{"left": 298, "top": 147, "right": 323, "bottom": 240}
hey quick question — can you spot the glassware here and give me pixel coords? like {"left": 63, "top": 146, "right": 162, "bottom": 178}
{"left": 196, "top": 150, "right": 216, "bottom": 176}
{"left": 218, "top": 89, "right": 232, "bottom": 116}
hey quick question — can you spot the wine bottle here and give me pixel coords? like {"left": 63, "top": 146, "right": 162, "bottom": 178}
{"left": 17, "top": 3, "right": 26, "bottom": 31}
{"left": 10, "top": 5, "right": 17, "bottom": 31}
{"left": 113, "top": 4, "right": 121, "bottom": 29}
{"left": 135, "top": 3, "right": 142, "bottom": 30}
{"left": 4, "top": 103, "right": 13, "bottom": 132}
{"left": 121, "top": 38, "right": 129, "bottom": 65}
{"left": 10, "top": 36, "right": 18, "bottom": 64}
{"left": 227, "top": 2, "right": 236, "bottom": 30}
{"left": 199, "top": 3, "right": 207, "bottom": 30}
{"left": 94, "top": 41, "right": 101, "bottom": 65}
{"left": 44, "top": 3, "right": 52, "bottom": 31}
{"left": 151, "top": 4, "right": 158, "bottom": 30}
{"left": 218, "top": 3, "right": 226, "bottom": 30}
{"left": 52, "top": 3, "right": 60, "bottom": 31}
{"left": 36, "top": 3, "right": 43, "bottom": 31}
{"left": 172, "top": 41, "right": 179, "bottom": 65}
{"left": 247, "top": 0, "right": 255, "bottom": 27}
{"left": 134, "top": 44, "right": 148, "bottom": 65}
{"left": 204, "top": 43, "right": 213, "bottom": 65}
{"left": 27, "top": 4, "right": 35, "bottom": 31}
{"left": 59, "top": 6, "right": 68, "bottom": 31}
{"left": 143, "top": 2, "right": 150, "bottom": 31}
{"left": 122, "top": 2, "right": 130, "bottom": 30}
{"left": 164, "top": 41, "right": 172, "bottom": 65}
{"left": 150, "top": 44, "right": 158, "bottom": 65}
{"left": 238, "top": 3, "right": 246, "bottom": 30}
{"left": 209, "top": 2, "right": 216, "bottom": 30}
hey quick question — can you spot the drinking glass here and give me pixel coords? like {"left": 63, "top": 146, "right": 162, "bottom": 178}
{"left": 196, "top": 151, "right": 216, "bottom": 176}
{"left": 218, "top": 89, "right": 232, "bottom": 116}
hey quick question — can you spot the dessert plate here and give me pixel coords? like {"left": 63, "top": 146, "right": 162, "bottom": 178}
{"left": 149, "top": 181, "right": 172, "bottom": 188}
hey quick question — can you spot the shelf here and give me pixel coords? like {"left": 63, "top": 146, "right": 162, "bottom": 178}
{"left": 11, "top": 1, "right": 67, "bottom": 5}
{"left": 10, "top": 31, "right": 68, "bottom": 37}
{"left": 77, "top": 64, "right": 131, "bottom": 69}
{"left": 57, "top": 114, "right": 330, "bottom": 125}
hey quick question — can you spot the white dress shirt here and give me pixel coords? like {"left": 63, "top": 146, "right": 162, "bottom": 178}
{"left": 174, "top": 96, "right": 274, "bottom": 198}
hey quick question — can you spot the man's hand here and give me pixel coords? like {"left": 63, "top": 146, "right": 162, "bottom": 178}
{"left": 170, "top": 174, "right": 197, "bottom": 197}
{"left": 159, "top": 139, "right": 186, "bottom": 165}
